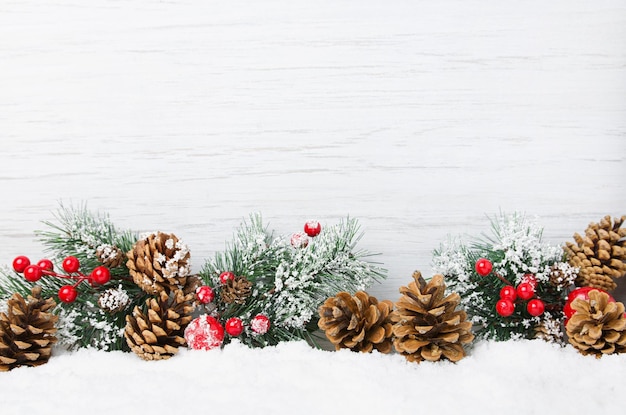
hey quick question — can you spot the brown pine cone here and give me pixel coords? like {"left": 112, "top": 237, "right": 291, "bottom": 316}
{"left": 124, "top": 289, "right": 195, "bottom": 360}
{"left": 566, "top": 289, "right": 626, "bottom": 357}
{"left": 390, "top": 271, "right": 474, "bottom": 363}
{"left": 97, "top": 286, "right": 131, "bottom": 314}
{"left": 318, "top": 291, "right": 394, "bottom": 353}
{"left": 221, "top": 276, "right": 252, "bottom": 305}
{"left": 564, "top": 215, "right": 626, "bottom": 291}
{"left": 96, "top": 244, "right": 125, "bottom": 268}
{"left": 126, "top": 232, "right": 191, "bottom": 294}
{"left": 0, "top": 286, "right": 58, "bottom": 371}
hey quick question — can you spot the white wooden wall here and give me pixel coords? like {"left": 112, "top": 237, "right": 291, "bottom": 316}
{"left": 1, "top": 0, "right": 625, "bottom": 302}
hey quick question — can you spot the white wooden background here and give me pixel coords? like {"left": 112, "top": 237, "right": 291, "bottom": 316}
{"left": 1, "top": 0, "right": 625, "bottom": 303}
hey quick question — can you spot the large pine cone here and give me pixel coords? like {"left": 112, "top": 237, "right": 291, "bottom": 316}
{"left": 566, "top": 289, "right": 626, "bottom": 357}
{"left": 126, "top": 232, "right": 191, "bottom": 294}
{"left": 564, "top": 215, "right": 626, "bottom": 291}
{"left": 0, "top": 286, "right": 58, "bottom": 371}
{"left": 318, "top": 291, "right": 394, "bottom": 353}
{"left": 124, "top": 289, "right": 195, "bottom": 360}
{"left": 221, "top": 276, "right": 252, "bottom": 305}
{"left": 390, "top": 271, "right": 474, "bottom": 363}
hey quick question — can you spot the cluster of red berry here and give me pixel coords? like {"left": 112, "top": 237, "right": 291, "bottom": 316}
{"left": 12, "top": 255, "right": 111, "bottom": 303}
{"left": 290, "top": 220, "right": 322, "bottom": 248}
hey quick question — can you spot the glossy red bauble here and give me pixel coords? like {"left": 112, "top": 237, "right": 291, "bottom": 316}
{"left": 496, "top": 299, "right": 515, "bottom": 317}
{"left": 62, "top": 256, "right": 80, "bottom": 273}
{"left": 475, "top": 258, "right": 493, "bottom": 276}
{"left": 58, "top": 285, "right": 78, "bottom": 303}
{"left": 303, "top": 221, "right": 322, "bottom": 237}
{"left": 516, "top": 282, "right": 535, "bottom": 301}
{"left": 196, "top": 285, "right": 215, "bottom": 304}
{"left": 563, "top": 302, "right": 575, "bottom": 319}
{"left": 250, "top": 314, "right": 271, "bottom": 334}
{"left": 184, "top": 315, "right": 225, "bottom": 350}
{"left": 90, "top": 266, "right": 111, "bottom": 285}
{"left": 219, "top": 271, "right": 235, "bottom": 284}
{"left": 527, "top": 299, "right": 545, "bottom": 317}
{"left": 499, "top": 285, "right": 517, "bottom": 302}
{"left": 37, "top": 259, "right": 54, "bottom": 272}
{"left": 12, "top": 256, "right": 31, "bottom": 273}
{"left": 225, "top": 317, "right": 244, "bottom": 336}
{"left": 23, "top": 265, "right": 43, "bottom": 282}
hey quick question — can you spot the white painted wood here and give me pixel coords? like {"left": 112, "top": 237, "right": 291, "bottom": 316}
{"left": 1, "top": 0, "right": 625, "bottom": 302}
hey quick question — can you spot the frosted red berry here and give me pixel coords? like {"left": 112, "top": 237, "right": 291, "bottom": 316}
{"left": 250, "top": 314, "right": 270, "bottom": 334}
{"left": 219, "top": 271, "right": 235, "bottom": 284}
{"left": 303, "top": 221, "right": 322, "bottom": 237}
{"left": 23, "top": 265, "right": 43, "bottom": 282}
{"left": 58, "top": 285, "right": 78, "bottom": 303}
{"left": 184, "top": 315, "right": 225, "bottom": 350}
{"left": 290, "top": 232, "right": 310, "bottom": 248}
{"left": 62, "top": 256, "right": 80, "bottom": 273}
{"left": 475, "top": 258, "right": 493, "bottom": 276}
{"left": 12, "top": 256, "right": 31, "bottom": 273}
{"left": 495, "top": 299, "right": 515, "bottom": 317}
{"left": 90, "top": 266, "right": 111, "bottom": 285}
{"left": 225, "top": 317, "right": 244, "bottom": 336}
{"left": 196, "top": 285, "right": 215, "bottom": 304}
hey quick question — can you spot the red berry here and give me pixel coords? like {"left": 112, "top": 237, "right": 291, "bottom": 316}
{"left": 23, "top": 265, "right": 43, "bottom": 282}
{"left": 12, "top": 256, "right": 31, "bottom": 273}
{"left": 184, "top": 315, "right": 225, "bottom": 350}
{"left": 496, "top": 299, "right": 515, "bottom": 317}
{"left": 303, "top": 221, "right": 322, "bottom": 237}
{"left": 290, "top": 232, "right": 310, "bottom": 248}
{"left": 522, "top": 273, "right": 537, "bottom": 290}
{"left": 37, "top": 259, "right": 54, "bottom": 272}
{"left": 196, "top": 286, "right": 215, "bottom": 304}
{"left": 225, "top": 317, "right": 244, "bottom": 336}
{"left": 499, "top": 285, "right": 517, "bottom": 302}
{"left": 475, "top": 258, "right": 493, "bottom": 276}
{"left": 90, "top": 266, "right": 111, "bottom": 285}
{"left": 516, "top": 282, "right": 535, "bottom": 301}
{"left": 250, "top": 314, "right": 270, "bottom": 334}
{"left": 62, "top": 256, "right": 80, "bottom": 273}
{"left": 58, "top": 285, "right": 78, "bottom": 303}
{"left": 496, "top": 300, "right": 515, "bottom": 317}
{"left": 527, "top": 299, "right": 545, "bottom": 317}
{"left": 219, "top": 271, "right": 235, "bottom": 284}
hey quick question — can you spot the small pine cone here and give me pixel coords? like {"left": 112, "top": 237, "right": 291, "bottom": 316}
{"left": 0, "top": 286, "right": 58, "bottom": 371}
{"left": 124, "top": 289, "right": 195, "bottom": 361}
{"left": 126, "top": 232, "right": 191, "bottom": 295}
{"left": 564, "top": 215, "right": 626, "bottom": 291}
{"left": 390, "top": 271, "right": 474, "bottom": 363}
{"left": 97, "top": 286, "right": 131, "bottom": 314}
{"left": 96, "top": 244, "right": 125, "bottom": 268}
{"left": 548, "top": 262, "right": 578, "bottom": 290}
{"left": 318, "top": 291, "right": 394, "bottom": 353}
{"left": 221, "top": 276, "right": 252, "bottom": 305}
{"left": 566, "top": 289, "right": 626, "bottom": 357}
{"left": 533, "top": 317, "right": 564, "bottom": 344}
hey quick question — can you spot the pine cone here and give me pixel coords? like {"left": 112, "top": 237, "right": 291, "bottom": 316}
{"left": 0, "top": 286, "right": 58, "bottom": 371}
{"left": 533, "top": 317, "right": 564, "bottom": 344}
{"left": 98, "top": 286, "right": 130, "bottom": 314}
{"left": 221, "top": 276, "right": 252, "bottom": 305}
{"left": 564, "top": 215, "right": 626, "bottom": 291}
{"left": 124, "top": 289, "right": 195, "bottom": 360}
{"left": 126, "top": 232, "right": 191, "bottom": 295}
{"left": 390, "top": 271, "right": 474, "bottom": 363}
{"left": 566, "top": 289, "right": 626, "bottom": 357}
{"left": 318, "top": 291, "right": 394, "bottom": 353}
{"left": 548, "top": 262, "right": 577, "bottom": 290}
{"left": 96, "top": 244, "right": 125, "bottom": 268}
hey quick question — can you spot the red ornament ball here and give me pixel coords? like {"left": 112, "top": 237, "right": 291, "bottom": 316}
{"left": 196, "top": 285, "right": 215, "bottom": 304}
{"left": 225, "top": 317, "right": 244, "bottom": 337}
{"left": 58, "top": 285, "right": 78, "bottom": 303}
{"left": 184, "top": 315, "right": 225, "bottom": 350}
{"left": 303, "top": 221, "right": 322, "bottom": 237}
{"left": 23, "top": 265, "right": 43, "bottom": 282}
{"left": 250, "top": 314, "right": 271, "bottom": 334}
{"left": 516, "top": 282, "right": 535, "bottom": 301}
{"left": 219, "top": 271, "right": 235, "bottom": 284}
{"left": 527, "top": 299, "right": 545, "bottom": 317}
{"left": 563, "top": 302, "right": 575, "bottom": 320}
{"left": 90, "top": 266, "right": 111, "bottom": 285}
{"left": 290, "top": 232, "right": 310, "bottom": 249}
{"left": 12, "top": 256, "right": 31, "bottom": 273}
{"left": 37, "top": 259, "right": 54, "bottom": 272}
{"left": 475, "top": 258, "right": 493, "bottom": 276}
{"left": 496, "top": 299, "right": 515, "bottom": 317}
{"left": 499, "top": 285, "right": 517, "bottom": 302}
{"left": 62, "top": 256, "right": 80, "bottom": 273}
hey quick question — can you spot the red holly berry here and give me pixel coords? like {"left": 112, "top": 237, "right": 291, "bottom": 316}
{"left": 527, "top": 299, "right": 545, "bottom": 317}
{"left": 23, "top": 265, "right": 43, "bottom": 282}
{"left": 516, "top": 282, "right": 535, "bottom": 301}
{"left": 184, "top": 315, "right": 225, "bottom": 350}
{"left": 36, "top": 259, "right": 54, "bottom": 272}
{"left": 303, "top": 221, "right": 322, "bottom": 237}
{"left": 475, "top": 258, "right": 493, "bottom": 276}
{"left": 58, "top": 285, "right": 78, "bottom": 303}
{"left": 90, "top": 266, "right": 111, "bottom": 285}
{"left": 250, "top": 314, "right": 270, "bottom": 334}
{"left": 496, "top": 299, "right": 515, "bottom": 317}
{"left": 290, "top": 232, "right": 310, "bottom": 248}
{"left": 499, "top": 285, "right": 517, "bottom": 302}
{"left": 12, "top": 256, "right": 31, "bottom": 273}
{"left": 196, "top": 286, "right": 215, "bottom": 304}
{"left": 219, "top": 271, "right": 235, "bottom": 284}
{"left": 225, "top": 317, "right": 244, "bottom": 336}
{"left": 522, "top": 273, "right": 537, "bottom": 290}
{"left": 62, "top": 256, "right": 80, "bottom": 273}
